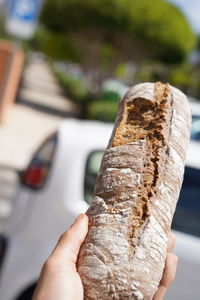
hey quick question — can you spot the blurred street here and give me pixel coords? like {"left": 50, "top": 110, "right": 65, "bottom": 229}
{"left": 0, "top": 57, "right": 78, "bottom": 231}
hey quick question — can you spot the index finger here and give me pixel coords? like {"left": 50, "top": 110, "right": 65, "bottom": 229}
{"left": 167, "top": 232, "right": 176, "bottom": 252}
{"left": 152, "top": 253, "right": 178, "bottom": 300}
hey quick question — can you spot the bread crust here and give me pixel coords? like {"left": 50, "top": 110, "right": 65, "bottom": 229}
{"left": 77, "top": 82, "right": 191, "bottom": 300}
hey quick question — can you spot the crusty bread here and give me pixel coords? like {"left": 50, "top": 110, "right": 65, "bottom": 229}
{"left": 77, "top": 82, "right": 191, "bottom": 300}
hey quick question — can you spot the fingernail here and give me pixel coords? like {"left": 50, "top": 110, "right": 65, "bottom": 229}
{"left": 174, "top": 255, "right": 178, "bottom": 263}
{"left": 170, "top": 232, "right": 176, "bottom": 240}
{"left": 79, "top": 213, "right": 86, "bottom": 218}
{"left": 78, "top": 214, "right": 88, "bottom": 221}
{"left": 169, "top": 253, "right": 178, "bottom": 265}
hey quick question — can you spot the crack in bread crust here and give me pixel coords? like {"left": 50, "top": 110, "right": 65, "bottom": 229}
{"left": 109, "top": 82, "right": 173, "bottom": 248}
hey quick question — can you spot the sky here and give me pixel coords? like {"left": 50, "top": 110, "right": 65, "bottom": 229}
{"left": 168, "top": 0, "right": 200, "bottom": 34}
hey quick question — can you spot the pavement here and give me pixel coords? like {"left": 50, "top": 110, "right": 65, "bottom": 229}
{"left": 0, "top": 58, "right": 77, "bottom": 231}
{"left": 19, "top": 61, "right": 78, "bottom": 117}
{"left": 0, "top": 166, "right": 18, "bottom": 230}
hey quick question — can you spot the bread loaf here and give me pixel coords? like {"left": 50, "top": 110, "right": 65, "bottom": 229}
{"left": 77, "top": 82, "right": 191, "bottom": 300}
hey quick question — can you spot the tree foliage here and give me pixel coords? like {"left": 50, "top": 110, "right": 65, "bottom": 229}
{"left": 134, "top": 60, "right": 199, "bottom": 97}
{"left": 40, "top": 0, "right": 196, "bottom": 91}
{"left": 41, "top": 0, "right": 196, "bottom": 60}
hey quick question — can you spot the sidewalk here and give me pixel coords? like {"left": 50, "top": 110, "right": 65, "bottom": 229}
{"left": 0, "top": 59, "right": 78, "bottom": 229}
{"left": 0, "top": 166, "right": 18, "bottom": 230}
{"left": 0, "top": 59, "right": 78, "bottom": 170}
{"left": 19, "top": 61, "right": 78, "bottom": 116}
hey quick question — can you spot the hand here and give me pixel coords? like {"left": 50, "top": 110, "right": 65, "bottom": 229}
{"left": 32, "top": 214, "right": 88, "bottom": 300}
{"left": 153, "top": 232, "right": 178, "bottom": 300}
{"left": 33, "top": 215, "right": 178, "bottom": 300}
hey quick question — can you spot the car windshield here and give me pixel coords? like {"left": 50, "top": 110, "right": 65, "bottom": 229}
{"left": 191, "top": 115, "right": 200, "bottom": 141}
{"left": 84, "top": 151, "right": 104, "bottom": 204}
{"left": 84, "top": 152, "right": 200, "bottom": 238}
{"left": 172, "top": 166, "right": 200, "bottom": 238}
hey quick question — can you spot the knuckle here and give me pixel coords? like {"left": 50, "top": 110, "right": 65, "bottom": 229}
{"left": 58, "top": 233, "right": 65, "bottom": 243}
{"left": 168, "top": 268, "right": 176, "bottom": 284}
{"left": 168, "top": 252, "right": 178, "bottom": 263}
{"left": 171, "top": 232, "right": 176, "bottom": 244}
{"left": 59, "top": 229, "right": 73, "bottom": 243}
{"left": 165, "top": 253, "right": 178, "bottom": 285}
{"left": 168, "top": 232, "right": 176, "bottom": 251}
{"left": 42, "top": 257, "right": 59, "bottom": 275}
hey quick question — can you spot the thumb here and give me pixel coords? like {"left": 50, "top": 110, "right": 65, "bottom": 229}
{"left": 51, "top": 214, "right": 88, "bottom": 265}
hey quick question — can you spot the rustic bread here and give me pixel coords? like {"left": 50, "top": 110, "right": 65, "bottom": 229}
{"left": 77, "top": 82, "right": 191, "bottom": 300}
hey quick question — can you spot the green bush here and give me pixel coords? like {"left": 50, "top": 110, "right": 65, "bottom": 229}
{"left": 53, "top": 68, "right": 120, "bottom": 122}
{"left": 54, "top": 70, "right": 89, "bottom": 102}
{"left": 101, "top": 91, "right": 120, "bottom": 102}
{"left": 134, "top": 60, "right": 169, "bottom": 83}
{"left": 87, "top": 100, "right": 117, "bottom": 122}
{"left": 169, "top": 64, "right": 198, "bottom": 92}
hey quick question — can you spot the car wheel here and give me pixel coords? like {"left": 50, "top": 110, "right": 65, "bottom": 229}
{"left": 15, "top": 283, "right": 37, "bottom": 300}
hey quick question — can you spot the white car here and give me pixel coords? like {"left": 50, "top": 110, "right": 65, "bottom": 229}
{"left": 0, "top": 111, "right": 200, "bottom": 300}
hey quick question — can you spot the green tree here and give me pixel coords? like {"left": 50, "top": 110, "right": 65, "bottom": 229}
{"left": 40, "top": 0, "right": 196, "bottom": 92}
{"left": 169, "top": 63, "right": 198, "bottom": 95}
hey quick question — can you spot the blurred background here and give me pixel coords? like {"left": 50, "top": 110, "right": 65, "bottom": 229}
{"left": 0, "top": 0, "right": 200, "bottom": 299}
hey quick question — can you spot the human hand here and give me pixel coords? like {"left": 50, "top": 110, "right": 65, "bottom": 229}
{"left": 153, "top": 232, "right": 178, "bottom": 300}
{"left": 32, "top": 214, "right": 88, "bottom": 300}
{"left": 33, "top": 215, "right": 178, "bottom": 300}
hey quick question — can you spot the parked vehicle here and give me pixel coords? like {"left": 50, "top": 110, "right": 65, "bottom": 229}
{"left": 0, "top": 100, "right": 200, "bottom": 299}
{"left": 0, "top": 119, "right": 112, "bottom": 300}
